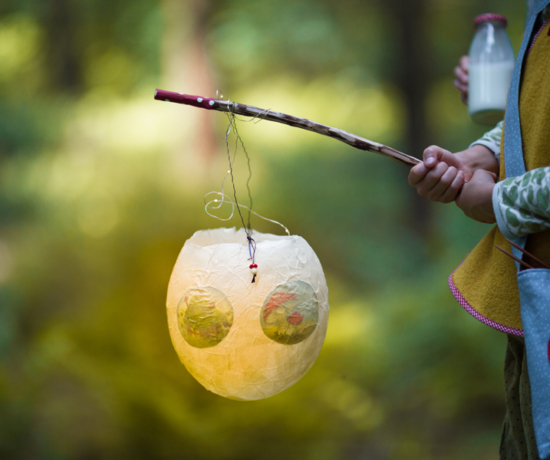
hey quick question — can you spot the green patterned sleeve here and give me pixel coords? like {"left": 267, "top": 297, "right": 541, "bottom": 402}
{"left": 469, "top": 121, "right": 503, "bottom": 163}
{"left": 492, "top": 166, "right": 550, "bottom": 238}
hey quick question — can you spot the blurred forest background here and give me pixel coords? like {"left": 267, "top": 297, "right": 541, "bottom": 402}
{"left": 0, "top": 0, "right": 528, "bottom": 459}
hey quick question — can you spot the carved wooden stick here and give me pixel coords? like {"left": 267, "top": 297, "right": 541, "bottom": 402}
{"left": 154, "top": 89, "right": 421, "bottom": 167}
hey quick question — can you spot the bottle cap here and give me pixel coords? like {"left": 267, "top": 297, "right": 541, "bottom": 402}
{"left": 474, "top": 13, "right": 508, "bottom": 28}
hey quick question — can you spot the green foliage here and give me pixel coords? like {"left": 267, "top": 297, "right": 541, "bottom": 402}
{"left": 0, "top": 0, "right": 526, "bottom": 458}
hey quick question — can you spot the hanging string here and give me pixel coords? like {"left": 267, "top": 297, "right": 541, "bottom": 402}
{"left": 204, "top": 192, "right": 290, "bottom": 236}
{"left": 232, "top": 120, "right": 253, "bottom": 230}
{"left": 223, "top": 94, "right": 273, "bottom": 232}
{"left": 205, "top": 92, "right": 287, "bottom": 283}
{"left": 220, "top": 100, "right": 272, "bottom": 229}
{"left": 223, "top": 109, "right": 253, "bottom": 232}
{"left": 215, "top": 90, "right": 253, "bottom": 231}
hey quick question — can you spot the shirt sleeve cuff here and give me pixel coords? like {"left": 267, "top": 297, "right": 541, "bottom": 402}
{"left": 492, "top": 181, "right": 516, "bottom": 240}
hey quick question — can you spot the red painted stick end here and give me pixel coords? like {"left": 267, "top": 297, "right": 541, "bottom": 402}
{"left": 154, "top": 89, "right": 217, "bottom": 109}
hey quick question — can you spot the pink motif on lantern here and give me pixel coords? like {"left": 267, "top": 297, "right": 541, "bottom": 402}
{"left": 263, "top": 293, "right": 297, "bottom": 321}
{"left": 287, "top": 311, "right": 304, "bottom": 325}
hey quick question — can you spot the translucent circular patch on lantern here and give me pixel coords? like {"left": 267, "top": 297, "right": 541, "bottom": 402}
{"left": 177, "top": 286, "right": 234, "bottom": 348}
{"left": 260, "top": 280, "right": 319, "bottom": 345}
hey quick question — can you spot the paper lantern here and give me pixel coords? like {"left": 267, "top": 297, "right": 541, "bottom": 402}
{"left": 166, "top": 227, "right": 329, "bottom": 400}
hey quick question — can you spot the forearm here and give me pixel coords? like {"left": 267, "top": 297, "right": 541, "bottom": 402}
{"left": 469, "top": 120, "right": 503, "bottom": 162}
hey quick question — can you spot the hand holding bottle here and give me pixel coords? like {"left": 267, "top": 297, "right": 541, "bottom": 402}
{"left": 453, "top": 55, "right": 469, "bottom": 105}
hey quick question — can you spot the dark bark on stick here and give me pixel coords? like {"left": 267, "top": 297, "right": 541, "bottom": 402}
{"left": 154, "top": 89, "right": 421, "bottom": 168}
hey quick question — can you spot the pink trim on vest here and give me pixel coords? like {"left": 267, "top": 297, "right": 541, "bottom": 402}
{"left": 527, "top": 18, "right": 550, "bottom": 56}
{"left": 448, "top": 264, "right": 524, "bottom": 337}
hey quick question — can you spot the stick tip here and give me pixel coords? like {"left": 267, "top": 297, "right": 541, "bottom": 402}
{"left": 154, "top": 89, "right": 165, "bottom": 101}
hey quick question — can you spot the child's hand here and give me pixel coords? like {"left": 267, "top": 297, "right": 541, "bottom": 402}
{"left": 455, "top": 169, "right": 497, "bottom": 223}
{"left": 453, "top": 55, "right": 469, "bottom": 105}
{"left": 408, "top": 145, "right": 473, "bottom": 203}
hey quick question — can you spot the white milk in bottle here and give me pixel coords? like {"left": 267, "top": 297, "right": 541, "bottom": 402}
{"left": 468, "top": 14, "right": 515, "bottom": 125}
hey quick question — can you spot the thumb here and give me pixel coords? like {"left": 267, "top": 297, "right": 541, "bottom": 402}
{"left": 423, "top": 145, "right": 451, "bottom": 168}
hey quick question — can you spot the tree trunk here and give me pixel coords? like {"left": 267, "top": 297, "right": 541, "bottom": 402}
{"left": 43, "top": 0, "right": 82, "bottom": 93}
{"left": 162, "top": 0, "right": 218, "bottom": 179}
{"left": 385, "top": 0, "right": 433, "bottom": 240}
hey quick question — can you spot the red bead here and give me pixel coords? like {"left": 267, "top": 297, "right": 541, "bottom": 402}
{"left": 253, "top": 264, "right": 258, "bottom": 268}
{"left": 249, "top": 264, "right": 254, "bottom": 269}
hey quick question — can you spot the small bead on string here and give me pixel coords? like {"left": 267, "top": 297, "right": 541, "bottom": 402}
{"left": 248, "top": 235, "right": 258, "bottom": 282}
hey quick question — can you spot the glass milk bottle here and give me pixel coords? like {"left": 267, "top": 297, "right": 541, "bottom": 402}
{"left": 468, "top": 14, "right": 515, "bottom": 125}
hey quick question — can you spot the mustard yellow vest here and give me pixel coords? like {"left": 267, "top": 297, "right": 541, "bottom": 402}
{"left": 450, "top": 20, "right": 550, "bottom": 336}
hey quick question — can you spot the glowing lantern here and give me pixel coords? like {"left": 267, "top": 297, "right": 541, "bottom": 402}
{"left": 166, "top": 227, "right": 329, "bottom": 400}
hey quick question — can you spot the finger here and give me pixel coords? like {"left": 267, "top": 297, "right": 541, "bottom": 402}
{"left": 453, "top": 80, "right": 468, "bottom": 93}
{"left": 453, "top": 80, "right": 468, "bottom": 92}
{"left": 426, "top": 166, "right": 458, "bottom": 201}
{"left": 460, "top": 91, "right": 468, "bottom": 105}
{"left": 408, "top": 162, "right": 430, "bottom": 186}
{"left": 459, "top": 55, "right": 469, "bottom": 73}
{"left": 439, "top": 170, "right": 465, "bottom": 203}
{"left": 454, "top": 66, "right": 469, "bottom": 85}
{"left": 416, "top": 162, "right": 449, "bottom": 197}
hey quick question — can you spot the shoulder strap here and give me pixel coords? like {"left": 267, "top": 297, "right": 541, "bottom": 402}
{"left": 504, "top": 6, "right": 545, "bottom": 178}
{"left": 503, "top": 1, "right": 550, "bottom": 263}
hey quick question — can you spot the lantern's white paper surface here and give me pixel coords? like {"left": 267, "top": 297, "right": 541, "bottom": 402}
{"left": 166, "top": 228, "right": 329, "bottom": 400}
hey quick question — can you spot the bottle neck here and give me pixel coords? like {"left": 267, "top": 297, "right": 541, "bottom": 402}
{"left": 476, "top": 20, "right": 506, "bottom": 32}
{"left": 476, "top": 21, "right": 506, "bottom": 47}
